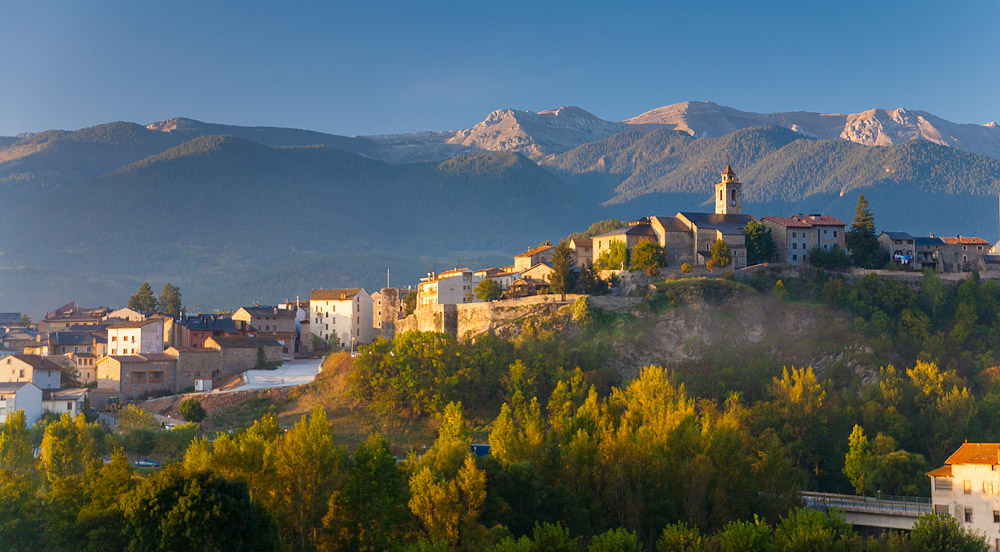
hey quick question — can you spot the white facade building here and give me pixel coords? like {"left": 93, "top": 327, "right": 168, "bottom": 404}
{"left": 0, "top": 354, "right": 61, "bottom": 389}
{"left": 42, "top": 388, "right": 89, "bottom": 417}
{"left": 0, "top": 382, "right": 43, "bottom": 426}
{"left": 417, "top": 268, "right": 483, "bottom": 308}
{"left": 929, "top": 442, "right": 1000, "bottom": 548}
{"left": 309, "top": 288, "right": 374, "bottom": 349}
{"left": 107, "top": 318, "right": 164, "bottom": 356}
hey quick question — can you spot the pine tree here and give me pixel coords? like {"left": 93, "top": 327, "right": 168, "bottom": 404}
{"left": 549, "top": 240, "right": 576, "bottom": 297}
{"left": 158, "top": 283, "right": 183, "bottom": 315}
{"left": 846, "top": 193, "right": 882, "bottom": 268}
{"left": 127, "top": 282, "right": 158, "bottom": 314}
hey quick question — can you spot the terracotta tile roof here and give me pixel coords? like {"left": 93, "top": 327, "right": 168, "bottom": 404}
{"left": 108, "top": 319, "right": 161, "bottom": 330}
{"left": 945, "top": 442, "right": 1000, "bottom": 465}
{"left": 11, "top": 354, "right": 62, "bottom": 371}
{"left": 311, "top": 288, "right": 363, "bottom": 301}
{"left": 514, "top": 245, "right": 555, "bottom": 258}
{"left": 793, "top": 214, "right": 846, "bottom": 226}
{"left": 942, "top": 236, "right": 990, "bottom": 245}
{"left": 927, "top": 465, "right": 952, "bottom": 478}
{"left": 762, "top": 216, "right": 812, "bottom": 228}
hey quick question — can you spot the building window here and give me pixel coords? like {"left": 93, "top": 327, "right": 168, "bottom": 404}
{"left": 965, "top": 508, "right": 973, "bottom": 523}
{"left": 965, "top": 480, "right": 972, "bottom": 494}
{"left": 792, "top": 254, "right": 797, "bottom": 261}
{"left": 935, "top": 504, "right": 949, "bottom": 515}
{"left": 792, "top": 243, "right": 797, "bottom": 250}
{"left": 993, "top": 510, "right": 999, "bottom": 523}
{"left": 66, "top": 401, "right": 72, "bottom": 411}
{"left": 834, "top": 231, "right": 838, "bottom": 237}
{"left": 792, "top": 232, "right": 796, "bottom": 238}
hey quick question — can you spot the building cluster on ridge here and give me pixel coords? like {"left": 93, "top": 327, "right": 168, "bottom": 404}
{"left": 2, "top": 166, "right": 998, "bottom": 428}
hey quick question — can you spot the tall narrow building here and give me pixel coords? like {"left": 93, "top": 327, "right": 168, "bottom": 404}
{"left": 715, "top": 165, "right": 742, "bottom": 215}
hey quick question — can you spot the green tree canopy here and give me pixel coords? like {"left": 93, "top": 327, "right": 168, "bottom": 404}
{"left": 177, "top": 398, "right": 206, "bottom": 423}
{"left": 846, "top": 194, "right": 882, "bottom": 268}
{"left": 594, "top": 241, "right": 628, "bottom": 271}
{"left": 744, "top": 220, "right": 776, "bottom": 265}
{"left": 475, "top": 278, "right": 503, "bottom": 302}
{"left": 158, "top": 283, "right": 183, "bottom": 316}
{"left": 711, "top": 239, "right": 732, "bottom": 268}
{"left": 549, "top": 240, "right": 576, "bottom": 296}
{"left": 127, "top": 282, "right": 159, "bottom": 314}
{"left": 629, "top": 242, "right": 666, "bottom": 271}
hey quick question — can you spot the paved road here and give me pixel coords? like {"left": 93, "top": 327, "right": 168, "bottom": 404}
{"left": 219, "top": 358, "right": 323, "bottom": 393}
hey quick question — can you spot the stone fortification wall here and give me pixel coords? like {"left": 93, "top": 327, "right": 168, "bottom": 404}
{"left": 395, "top": 294, "right": 641, "bottom": 340}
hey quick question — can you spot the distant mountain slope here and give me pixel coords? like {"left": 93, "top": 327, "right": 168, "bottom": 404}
{"left": 0, "top": 136, "right": 17, "bottom": 148}
{"left": 624, "top": 101, "right": 1000, "bottom": 158}
{"left": 549, "top": 125, "right": 1000, "bottom": 205}
{"left": 0, "top": 121, "right": 186, "bottom": 185}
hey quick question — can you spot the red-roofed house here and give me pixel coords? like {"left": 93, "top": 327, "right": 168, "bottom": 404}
{"left": 928, "top": 442, "right": 1000, "bottom": 540}
{"left": 761, "top": 214, "right": 847, "bottom": 265}
{"left": 942, "top": 236, "right": 991, "bottom": 271}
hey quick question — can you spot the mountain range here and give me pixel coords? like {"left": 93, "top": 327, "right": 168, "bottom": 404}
{"left": 2, "top": 101, "right": 999, "bottom": 315}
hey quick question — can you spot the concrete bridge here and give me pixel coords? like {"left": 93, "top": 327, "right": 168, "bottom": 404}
{"left": 800, "top": 491, "right": 932, "bottom": 530}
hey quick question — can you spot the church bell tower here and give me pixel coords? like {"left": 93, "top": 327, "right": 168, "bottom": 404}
{"left": 715, "top": 165, "right": 742, "bottom": 215}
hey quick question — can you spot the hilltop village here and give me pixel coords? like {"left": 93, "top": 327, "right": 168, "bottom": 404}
{"left": 3, "top": 166, "right": 999, "bottom": 425}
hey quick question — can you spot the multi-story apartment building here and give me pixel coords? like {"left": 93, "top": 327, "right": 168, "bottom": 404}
{"left": 417, "top": 269, "right": 482, "bottom": 309}
{"left": 107, "top": 318, "right": 164, "bottom": 356}
{"left": 309, "top": 288, "right": 373, "bottom": 349}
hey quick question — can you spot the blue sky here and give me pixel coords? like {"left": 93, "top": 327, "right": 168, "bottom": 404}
{"left": 1, "top": 1, "right": 997, "bottom": 137}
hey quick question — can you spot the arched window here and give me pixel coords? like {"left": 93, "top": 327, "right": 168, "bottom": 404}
{"left": 718, "top": 189, "right": 722, "bottom": 201}
{"left": 731, "top": 189, "right": 737, "bottom": 201}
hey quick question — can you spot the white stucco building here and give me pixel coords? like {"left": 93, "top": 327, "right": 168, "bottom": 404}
{"left": 0, "top": 381, "right": 43, "bottom": 426}
{"left": 107, "top": 318, "right": 164, "bottom": 356}
{"left": 417, "top": 268, "right": 483, "bottom": 308}
{"left": 929, "top": 442, "right": 1000, "bottom": 548}
{"left": 309, "top": 288, "right": 374, "bottom": 349}
{"left": 42, "top": 388, "right": 89, "bottom": 417}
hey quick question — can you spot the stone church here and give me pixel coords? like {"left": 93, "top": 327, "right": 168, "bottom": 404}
{"left": 591, "top": 166, "right": 757, "bottom": 269}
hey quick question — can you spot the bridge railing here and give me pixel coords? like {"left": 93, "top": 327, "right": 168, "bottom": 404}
{"left": 800, "top": 491, "right": 932, "bottom": 516}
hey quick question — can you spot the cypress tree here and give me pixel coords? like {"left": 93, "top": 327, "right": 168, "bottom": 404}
{"left": 846, "top": 193, "right": 882, "bottom": 268}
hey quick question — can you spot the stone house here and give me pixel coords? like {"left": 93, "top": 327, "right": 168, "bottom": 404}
{"left": 310, "top": 288, "right": 374, "bottom": 349}
{"left": 0, "top": 382, "right": 43, "bottom": 426}
{"left": 0, "top": 354, "right": 62, "bottom": 389}
{"left": 108, "top": 318, "right": 164, "bottom": 356}
{"left": 417, "top": 270, "right": 482, "bottom": 310}
{"left": 568, "top": 238, "right": 593, "bottom": 266}
{"left": 23, "top": 331, "right": 102, "bottom": 356}
{"left": 878, "top": 232, "right": 916, "bottom": 269}
{"left": 942, "top": 236, "right": 991, "bottom": 272}
{"left": 371, "top": 288, "right": 413, "bottom": 339}
{"left": 521, "top": 263, "right": 556, "bottom": 283}
{"left": 762, "top": 214, "right": 847, "bottom": 266}
{"left": 913, "top": 237, "right": 957, "bottom": 272}
{"left": 507, "top": 277, "right": 550, "bottom": 298}
{"left": 928, "top": 442, "right": 1000, "bottom": 547}
{"left": 592, "top": 222, "right": 659, "bottom": 269}
{"left": 233, "top": 306, "right": 297, "bottom": 355}
{"left": 42, "top": 388, "right": 89, "bottom": 417}
{"left": 65, "top": 352, "right": 98, "bottom": 385}
{"left": 514, "top": 245, "right": 555, "bottom": 272}
{"left": 96, "top": 354, "right": 177, "bottom": 399}
{"left": 164, "top": 347, "right": 222, "bottom": 391}
{"left": 203, "top": 336, "right": 283, "bottom": 379}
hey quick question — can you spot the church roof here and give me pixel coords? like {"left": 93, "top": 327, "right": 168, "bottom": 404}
{"left": 723, "top": 165, "right": 735, "bottom": 176}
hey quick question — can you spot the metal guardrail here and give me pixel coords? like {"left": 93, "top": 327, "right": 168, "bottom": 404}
{"left": 800, "top": 491, "right": 932, "bottom": 517}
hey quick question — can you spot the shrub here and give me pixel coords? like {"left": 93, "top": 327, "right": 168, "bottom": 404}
{"left": 681, "top": 263, "right": 692, "bottom": 274}
{"left": 178, "top": 398, "right": 207, "bottom": 423}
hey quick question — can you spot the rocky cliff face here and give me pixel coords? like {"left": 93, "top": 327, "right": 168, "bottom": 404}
{"left": 447, "top": 106, "right": 626, "bottom": 159}
{"left": 624, "top": 101, "right": 1000, "bottom": 158}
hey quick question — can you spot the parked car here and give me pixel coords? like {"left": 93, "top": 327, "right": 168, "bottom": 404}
{"left": 134, "top": 458, "right": 160, "bottom": 468}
